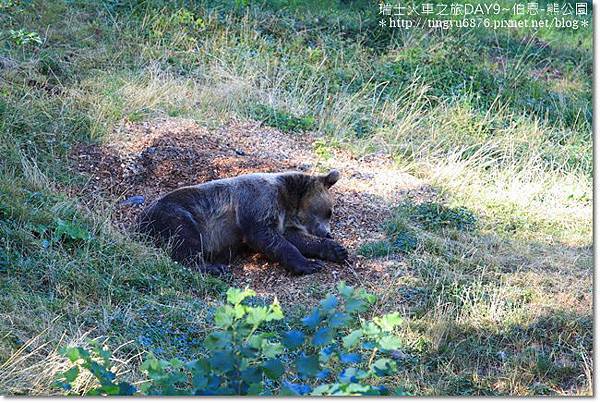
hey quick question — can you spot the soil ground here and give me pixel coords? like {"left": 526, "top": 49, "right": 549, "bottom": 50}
{"left": 70, "top": 118, "right": 433, "bottom": 306}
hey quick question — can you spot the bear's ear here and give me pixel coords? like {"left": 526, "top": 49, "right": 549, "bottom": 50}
{"left": 320, "top": 169, "right": 340, "bottom": 188}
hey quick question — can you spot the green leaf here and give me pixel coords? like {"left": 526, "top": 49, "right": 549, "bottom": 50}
{"left": 93, "top": 384, "right": 120, "bottom": 395}
{"left": 97, "top": 347, "right": 111, "bottom": 367}
{"left": 62, "top": 366, "right": 79, "bottom": 383}
{"left": 117, "top": 382, "right": 137, "bottom": 396}
{"left": 312, "top": 327, "right": 333, "bottom": 346}
{"left": 371, "top": 358, "right": 397, "bottom": 376}
{"left": 345, "top": 298, "right": 368, "bottom": 313}
{"left": 337, "top": 281, "right": 354, "bottom": 298}
{"left": 394, "top": 387, "right": 412, "bottom": 396}
{"left": 301, "top": 308, "right": 321, "bottom": 329}
{"left": 311, "top": 384, "right": 335, "bottom": 395}
{"left": 140, "top": 354, "right": 165, "bottom": 375}
{"left": 192, "top": 371, "right": 208, "bottom": 391}
{"left": 260, "top": 341, "right": 283, "bottom": 359}
{"left": 340, "top": 352, "right": 362, "bottom": 364}
{"left": 374, "top": 312, "right": 403, "bottom": 332}
{"left": 214, "top": 305, "right": 236, "bottom": 328}
{"left": 295, "top": 355, "right": 320, "bottom": 377}
{"left": 240, "top": 345, "right": 259, "bottom": 359}
{"left": 247, "top": 334, "right": 266, "bottom": 350}
{"left": 319, "top": 345, "right": 336, "bottom": 362}
{"left": 226, "top": 287, "right": 255, "bottom": 305}
{"left": 362, "top": 322, "right": 381, "bottom": 337}
{"left": 329, "top": 312, "right": 350, "bottom": 328}
{"left": 208, "top": 351, "right": 235, "bottom": 373}
{"left": 266, "top": 299, "right": 284, "bottom": 321}
{"left": 281, "top": 382, "right": 312, "bottom": 396}
{"left": 247, "top": 382, "right": 263, "bottom": 395}
{"left": 64, "top": 347, "right": 82, "bottom": 363}
{"left": 319, "top": 294, "right": 338, "bottom": 311}
{"left": 282, "top": 330, "right": 305, "bottom": 350}
{"left": 357, "top": 289, "right": 377, "bottom": 305}
{"left": 169, "top": 358, "right": 184, "bottom": 368}
{"left": 204, "top": 331, "right": 232, "bottom": 350}
{"left": 53, "top": 218, "right": 92, "bottom": 242}
{"left": 345, "top": 383, "right": 377, "bottom": 395}
{"left": 245, "top": 306, "right": 269, "bottom": 326}
{"left": 378, "top": 335, "right": 402, "bottom": 351}
{"left": 86, "top": 361, "right": 116, "bottom": 386}
{"left": 241, "top": 366, "right": 262, "bottom": 384}
{"left": 339, "top": 367, "right": 358, "bottom": 384}
{"left": 342, "top": 330, "right": 363, "bottom": 349}
{"left": 262, "top": 359, "right": 284, "bottom": 379}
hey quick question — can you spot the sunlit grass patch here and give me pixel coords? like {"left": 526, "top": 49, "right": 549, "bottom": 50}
{"left": 249, "top": 103, "right": 316, "bottom": 133}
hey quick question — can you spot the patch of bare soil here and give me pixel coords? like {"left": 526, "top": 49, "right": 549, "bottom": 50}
{"left": 70, "top": 118, "right": 430, "bottom": 306}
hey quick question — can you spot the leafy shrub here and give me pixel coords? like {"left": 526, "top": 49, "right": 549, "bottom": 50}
{"left": 147, "top": 7, "right": 205, "bottom": 45}
{"left": 7, "top": 28, "right": 42, "bottom": 46}
{"left": 357, "top": 231, "right": 418, "bottom": 258}
{"left": 409, "top": 202, "right": 477, "bottom": 231}
{"left": 251, "top": 104, "right": 316, "bottom": 133}
{"left": 391, "top": 231, "right": 419, "bottom": 252}
{"left": 55, "top": 283, "right": 409, "bottom": 396}
{"left": 313, "top": 138, "right": 333, "bottom": 160}
{"left": 1, "top": 0, "right": 42, "bottom": 47}
{"left": 30, "top": 218, "right": 92, "bottom": 250}
{"left": 357, "top": 240, "right": 395, "bottom": 258}
{"left": 358, "top": 214, "right": 419, "bottom": 258}
{"left": 358, "top": 200, "right": 476, "bottom": 258}
{"left": 53, "top": 218, "right": 92, "bottom": 243}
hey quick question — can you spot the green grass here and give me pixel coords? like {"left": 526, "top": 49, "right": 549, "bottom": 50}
{"left": 250, "top": 104, "right": 316, "bottom": 133}
{"left": 0, "top": 0, "right": 592, "bottom": 396}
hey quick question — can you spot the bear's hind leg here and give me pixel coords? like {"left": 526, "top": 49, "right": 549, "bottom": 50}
{"left": 173, "top": 238, "right": 231, "bottom": 277}
{"left": 168, "top": 212, "right": 231, "bottom": 277}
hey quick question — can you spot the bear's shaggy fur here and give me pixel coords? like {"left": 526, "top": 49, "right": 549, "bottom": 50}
{"left": 138, "top": 170, "right": 348, "bottom": 275}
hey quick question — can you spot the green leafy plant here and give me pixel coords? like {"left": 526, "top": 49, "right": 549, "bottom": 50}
{"left": 55, "top": 283, "right": 409, "bottom": 396}
{"left": 251, "top": 104, "right": 316, "bottom": 134}
{"left": 358, "top": 201, "right": 477, "bottom": 258}
{"left": 357, "top": 232, "right": 418, "bottom": 258}
{"left": 53, "top": 218, "right": 92, "bottom": 243}
{"left": 146, "top": 7, "right": 205, "bottom": 49}
{"left": 408, "top": 202, "right": 477, "bottom": 231}
{"left": 358, "top": 213, "right": 420, "bottom": 258}
{"left": 7, "top": 28, "right": 42, "bottom": 46}
{"left": 54, "top": 340, "right": 136, "bottom": 396}
{"left": 313, "top": 138, "right": 333, "bottom": 160}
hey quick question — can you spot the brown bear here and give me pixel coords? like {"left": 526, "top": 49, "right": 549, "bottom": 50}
{"left": 137, "top": 169, "right": 348, "bottom": 275}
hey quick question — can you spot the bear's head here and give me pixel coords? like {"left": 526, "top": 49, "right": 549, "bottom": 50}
{"left": 297, "top": 169, "right": 340, "bottom": 239}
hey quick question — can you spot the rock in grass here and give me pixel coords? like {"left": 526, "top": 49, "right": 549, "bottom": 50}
{"left": 120, "top": 195, "right": 145, "bottom": 206}
{"left": 297, "top": 163, "right": 312, "bottom": 171}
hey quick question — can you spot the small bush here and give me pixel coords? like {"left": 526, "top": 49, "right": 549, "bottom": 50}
{"left": 55, "top": 282, "right": 409, "bottom": 396}
{"left": 7, "top": 28, "right": 42, "bottom": 46}
{"left": 357, "top": 240, "right": 394, "bottom": 258}
{"left": 359, "top": 200, "right": 477, "bottom": 259}
{"left": 313, "top": 138, "right": 333, "bottom": 160}
{"left": 358, "top": 231, "right": 418, "bottom": 258}
{"left": 250, "top": 104, "right": 316, "bottom": 133}
{"left": 402, "top": 202, "right": 477, "bottom": 232}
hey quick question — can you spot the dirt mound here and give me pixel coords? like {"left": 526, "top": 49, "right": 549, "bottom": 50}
{"left": 70, "top": 118, "right": 429, "bottom": 305}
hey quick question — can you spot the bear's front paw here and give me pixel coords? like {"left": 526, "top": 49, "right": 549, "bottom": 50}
{"left": 326, "top": 242, "right": 349, "bottom": 263}
{"left": 291, "top": 259, "right": 325, "bottom": 275}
